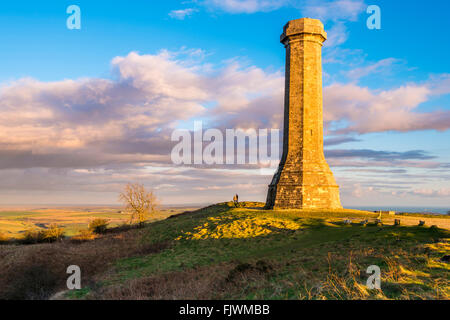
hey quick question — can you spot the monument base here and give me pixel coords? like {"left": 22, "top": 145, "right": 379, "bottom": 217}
{"left": 265, "top": 163, "right": 342, "bottom": 210}
{"left": 265, "top": 183, "right": 342, "bottom": 210}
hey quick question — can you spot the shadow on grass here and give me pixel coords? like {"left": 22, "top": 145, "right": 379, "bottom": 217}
{"left": 2, "top": 201, "right": 448, "bottom": 300}
{"left": 113, "top": 217, "right": 449, "bottom": 281}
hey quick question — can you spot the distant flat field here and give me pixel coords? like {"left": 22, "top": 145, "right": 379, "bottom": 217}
{"left": 0, "top": 206, "right": 198, "bottom": 239}
{"left": 1, "top": 205, "right": 447, "bottom": 239}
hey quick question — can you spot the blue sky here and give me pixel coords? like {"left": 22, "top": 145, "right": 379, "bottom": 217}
{"left": 1, "top": 1, "right": 449, "bottom": 82}
{"left": 0, "top": 0, "right": 449, "bottom": 208}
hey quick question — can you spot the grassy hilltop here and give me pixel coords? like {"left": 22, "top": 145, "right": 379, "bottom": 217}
{"left": 0, "top": 202, "right": 449, "bottom": 300}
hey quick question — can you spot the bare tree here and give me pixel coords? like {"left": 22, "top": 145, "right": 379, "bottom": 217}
{"left": 119, "top": 183, "right": 158, "bottom": 225}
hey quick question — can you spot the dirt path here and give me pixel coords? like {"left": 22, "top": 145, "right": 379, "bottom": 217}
{"left": 49, "top": 290, "right": 68, "bottom": 300}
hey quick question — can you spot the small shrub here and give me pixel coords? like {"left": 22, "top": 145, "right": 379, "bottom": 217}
{"left": 42, "top": 224, "right": 65, "bottom": 242}
{"left": 22, "top": 229, "right": 45, "bottom": 244}
{"left": 21, "top": 225, "right": 65, "bottom": 244}
{"left": 0, "top": 231, "right": 9, "bottom": 244}
{"left": 225, "top": 261, "right": 273, "bottom": 283}
{"left": 108, "top": 222, "right": 140, "bottom": 233}
{"left": 255, "top": 260, "right": 273, "bottom": 273}
{"left": 429, "top": 225, "right": 439, "bottom": 232}
{"left": 71, "top": 229, "right": 97, "bottom": 242}
{"left": 88, "top": 218, "right": 109, "bottom": 234}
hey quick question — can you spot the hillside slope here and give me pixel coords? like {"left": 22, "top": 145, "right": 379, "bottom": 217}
{"left": 1, "top": 202, "right": 449, "bottom": 300}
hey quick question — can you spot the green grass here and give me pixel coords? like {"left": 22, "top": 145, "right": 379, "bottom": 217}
{"left": 65, "top": 287, "right": 91, "bottom": 299}
{"left": 92, "top": 202, "right": 449, "bottom": 299}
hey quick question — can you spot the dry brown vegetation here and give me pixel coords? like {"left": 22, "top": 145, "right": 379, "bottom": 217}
{"left": 88, "top": 218, "right": 109, "bottom": 234}
{"left": 0, "top": 227, "right": 168, "bottom": 299}
{"left": 0, "top": 202, "right": 448, "bottom": 300}
{"left": 0, "top": 205, "right": 186, "bottom": 239}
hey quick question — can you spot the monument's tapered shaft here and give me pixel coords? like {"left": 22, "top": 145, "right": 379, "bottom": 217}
{"left": 265, "top": 18, "right": 342, "bottom": 209}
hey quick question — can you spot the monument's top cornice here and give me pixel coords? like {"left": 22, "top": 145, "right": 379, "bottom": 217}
{"left": 280, "top": 18, "right": 327, "bottom": 44}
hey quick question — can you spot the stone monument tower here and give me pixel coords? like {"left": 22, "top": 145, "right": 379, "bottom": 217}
{"left": 265, "top": 18, "right": 342, "bottom": 209}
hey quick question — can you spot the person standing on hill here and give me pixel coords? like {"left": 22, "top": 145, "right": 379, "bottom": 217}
{"left": 233, "top": 194, "right": 239, "bottom": 207}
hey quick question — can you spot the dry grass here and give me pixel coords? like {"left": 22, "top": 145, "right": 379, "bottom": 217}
{"left": 93, "top": 265, "right": 230, "bottom": 300}
{"left": 0, "top": 228, "right": 168, "bottom": 299}
{"left": 91, "top": 260, "right": 274, "bottom": 300}
{"left": 0, "top": 231, "right": 9, "bottom": 243}
{"left": 0, "top": 206, "right": 185, "bottom": 238}
{"left": 70, "top": 229, "right": 97, "bottom": 242}
{"left": 1, "top": 202, "right": 448, "bottom": 300}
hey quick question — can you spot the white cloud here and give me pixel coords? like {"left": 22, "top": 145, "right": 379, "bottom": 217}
{"left": 173, "top": 0, "right": 366, "bottom": 47}
{"left": 1, "top": 51, "right": 448, "bottom": 156}
{"left": 300, "top": 0, "right": 366, "bottom": 47}
{"left": 202, "top": 0, "right": 288, "bottom": 13}
{"left": 412, "top": 188, "right": 450, "bottom": 197}
{"left": 0, "top": 50, "right": 282, "bottom": 168}
{"left": 323, "top": 82, "right": 450, "bottom": 133}
{"left": 345, "top": 58, "right": 400, "bottom": 80}
{"left": 302, "top": 0, "right": 366, "bottom": 22}
{"left": 324, "top": 22, "right": 349, "bottom": 47}
{"left": 428, "top": 74, "right": 450, "bottom": 96}
{"left": 1, "top": 48, "right": 449, "bottom": 205}
{"left": 200, "top": 0, "right": 366, "bottom": 18}
{"left": 169, "top": 8, "right": 198, "bottom": 20}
